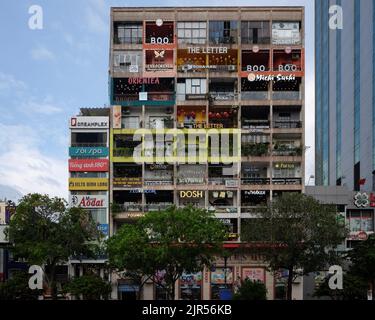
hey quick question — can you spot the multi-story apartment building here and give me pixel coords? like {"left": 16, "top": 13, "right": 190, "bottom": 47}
{"left": 69, "top": 6, "right": 305, "bottom": 300}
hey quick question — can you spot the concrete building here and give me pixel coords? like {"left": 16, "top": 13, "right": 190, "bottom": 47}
{"left": 304, "top": 186, "right": 375, "bottom": 299}
{"left": 315, "top": 0, "right": 375, "bottom": 191}
{"left": 69, "top": 6, "right": 305, "bottom": 300}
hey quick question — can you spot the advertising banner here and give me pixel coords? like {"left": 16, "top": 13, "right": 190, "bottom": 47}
{"left": 70, "top": 194, "right": 108, "bottom": 208}
{"left": 69, "top": 147, "right": 108, "bottom": 158}
{"left": 112, "top": 105, "right": 122, "bottom": 129}
{"left": 113, "top": 177, "right": 142, "bottom": 188}
{"left": 210, "top": 268, "right": 233, "bottom": 284}
{"left": 242, "top": 268, "right": 265, "bottom": 283}
{"left": 69, "top": 159, "right": 109, "bottom": 172}
{"left": 68, "top": 178, "right": 109, "bottom": 191}
{"left": 70, "top": 116, "right": 109, "bottom": 129}
{"left": 98, "top": 224, "right": 109, "bottom": 236}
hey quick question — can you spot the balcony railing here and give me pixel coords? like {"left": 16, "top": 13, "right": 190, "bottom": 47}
{"left": 208, "top": 206, "right": 238, "bottom": 214}
{"left": 273, "top": 120, "right": 302, "bottom": 129}
{"left": 177, "top": 177, "right": 206, "bottom": 184}
{"left": 208, "top": 177, "right": 237, "bottom": 185}
{"left": 71, "top": 142, "right": 107, "bottom": 147}
{"left": 114, "top": 203, "right": 174, "bottom": 213}
{"left": 241, "top": 143, "right": 270, "bottom": 157}
{"left": 241, "top": 206, "right": 267, "bottom": 214}
{"left": 113, "top": 148, "right": 135, "bottom": 157}
{"left": 144, "top": 204, "right": 173, "bottom": 212}
{"left": 209, "top": 119, "right": 237, "bottom": 128}
{"left": 210, "top": 92, "right": 238, "bottom": 101}
{"left": 210, "top": 36, "right": 236, "bottom": 44}
{"left": 272, "top": 177, "right": 302, "bottom": 185}
{"left": 114, "top": 36, "right": 142, "bottom": 45}
{"left": 209, "top": 65, "right": 237, "bottom": 72}
{"left": 242, "top": 119, "right": 270, "bottom": 129}
{"left": 272, "top": 147, "right": 302, "bottom": 156}
{"left": 241, "top": 178, "right": 270, "bottom": 185}
{"left": 114, "top": 92, "right": 175, "bottom": 103}
{"left": 272, "top": 91, "right": 301, "bottom": 100}
{"left": 241, "top": 37, "right": 271, "bottom": 45}
{"left": 241, "top": 91, "right": 269, "bottom": 100}
{"left": 144, "top": 178, "right": 174, "bottom": 186}
{"left": 116, "top": 204, "right": 143, "bottom": 212}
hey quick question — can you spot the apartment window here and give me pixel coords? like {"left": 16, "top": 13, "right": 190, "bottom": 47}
{"left": 347, "top": 210, "right": 374, "bottom": 232}
{"left": 273, "top": 166, "right": 296, "bottom": 178}
{"left": 114, "top": 23, "right": 142, "bottom": 44}
{"left": 122, "top": 116, "right": 140, "bottom": 129}
{"left": 186, "top": 79, "right": 207, "bottom": 94}
{"left": 241, "top": 21, "right": 270, "bottom": 44}
{"left": 113, "top": 51, "right": 142, "bottom": 72}
{"left": 88, "top": 208, "right": 107, "bottom": 225}
{"left": 177, "top": 22, "right": 206, "bottom": 44}
{"left": 209, "top": 21, "right": 237, "bottom": 44}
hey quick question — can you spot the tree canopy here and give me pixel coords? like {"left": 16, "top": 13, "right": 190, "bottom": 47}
{"left": 107, "top": 205, "right": 227, "bottom": 299}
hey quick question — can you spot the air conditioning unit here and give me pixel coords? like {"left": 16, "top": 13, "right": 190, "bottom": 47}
{"left": 228, "top": 65, "right": 236, "bottom": 71}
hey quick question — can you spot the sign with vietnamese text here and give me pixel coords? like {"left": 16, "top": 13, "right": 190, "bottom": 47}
{"left": 69, "top": 159, "right": 109, "bottom": 172}
{"left": 69, "top": 147, "right": 108, "bottom": 158}
{"left": 70, "top": 195, "right": 108, "bottom": 208}
{"left": 68, "top": 178, "right": 109, "bottom": 191}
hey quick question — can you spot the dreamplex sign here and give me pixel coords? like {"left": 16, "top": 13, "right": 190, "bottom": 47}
{"left": 70, "top": 116, "right": 109, "bottom": 129}
{"left": 69, "top": 195, "right": 108, "bottom": 208}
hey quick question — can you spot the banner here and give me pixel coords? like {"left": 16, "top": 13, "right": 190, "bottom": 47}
{"left": 69, "top": 147, "right": 108, "bottom": 158}
{"left": 70, "top": 116, "right": 109, "bottom": 128}
{"left": 70, "top": 194, "right": 108, "bottom": 208}
{"left": 242, "top": 268, "right": 265, "bottom": 283}
{"left": 69, "top": 159, "right": 109, "bottom": 172}
{"left": 112, "top": 105, "right": 122, "bottom": 129}
{"left": 69, "top": 178, "right": 109, "bottom": 191}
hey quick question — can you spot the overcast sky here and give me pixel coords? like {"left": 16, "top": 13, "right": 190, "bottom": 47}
{"left": 0, "top": 0, "right": 314, "bottom": 200}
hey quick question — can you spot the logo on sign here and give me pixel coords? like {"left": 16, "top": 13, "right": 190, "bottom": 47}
{"left": 354, "top": 192, "right": 370, "bottom": 208}
{"left": 71, "top": 195, "right": 105, "bottom": 208}
{"left": 71, "top": 117, "right": 77, "bottom": 127}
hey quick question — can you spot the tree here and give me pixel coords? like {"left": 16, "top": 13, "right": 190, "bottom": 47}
{"left": 241, "top": 193, "right": 347, "bottom": 300}
{"left": 348, "top": 234, "right": 375, "bottom": 299}
{"left": 107, "top": 205, "right": 227, "bottom": 300}
{"left": 0, "top": 270, "right": 42, "bottom": 300}
{"left": 233, "top": 279, "right": 267, "bottom": 300}
{"left": 6, "top": 193, "right": 101, "bottom": 299}
{"left": 63, "top": 274, "right": 112, "bottom": 300}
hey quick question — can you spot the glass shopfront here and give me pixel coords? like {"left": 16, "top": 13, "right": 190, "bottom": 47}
{"left": 179, "top": 272, "right": 202, "bottom": 300}
{"left": 210, "top": 267, "right": 233, "bottom": 299}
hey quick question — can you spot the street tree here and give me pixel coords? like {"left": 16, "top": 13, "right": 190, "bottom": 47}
{"left": 107, "top": 205, "right": 227, "bottom": 300}
{"left": 241, "top": 192, "right": 347, "bottom": 300}
{"left": 6, "top": 193, "right": 101, "bottom": 299}
{"left": 63, "top": 274, "right": 112, "bottom": 300}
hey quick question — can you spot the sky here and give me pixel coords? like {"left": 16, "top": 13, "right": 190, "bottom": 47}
{"left": 0, "top": 0, "right": 314, "bottom": 201}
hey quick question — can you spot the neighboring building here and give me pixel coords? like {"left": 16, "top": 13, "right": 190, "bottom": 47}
{"left": 315, "top": 0, "right": 375, "bottom": 190}
{"left": 67, "top": 108, "right": 110, "bottom": 281}
{"left": 0, "top": 201, "right": 7, "bottom": 282}
{"left": 304, "top": 185, "right": 375, "bottom": 299}
{"left": 69, "top": 6, "right": 305, "bottom": 300}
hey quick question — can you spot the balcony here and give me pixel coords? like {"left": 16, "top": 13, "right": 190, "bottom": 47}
{"left": 209, "top": 92, "right": 238, "bottom": 101}
{"left": 241, "top": 206, "right": 267, "bottom": 214}
{"left": 115, "top": 203, "right": 143, "bottom": 213}
{"left": 113, "top": 148, "right": 135, "bottom": 157}
{"left": 209, "top": 206, "right": 238, "bottom": 214}
{"left": 113, "top": 92, "right": 175, "bottom": 106}
{"left": 241, "top": 143, "right": 269, "bottom": 157}
{"left": 273, "top": 120, "right": 302, "bottom": 129}
{"left": 241, "top": 178, "right": 270, "bottom": 185}
{"left": 241, "top": 91, "right": 269, "bottom": 100}
{"left": 242, "top": 119, "right": 270, "bottom": 129}
{"left": 272, "top": 178, "right": 302, "bottom": 185}
{"left": 272, "top": 91, "right": 301, "bottom": 101}
{"left": 272, "top": 146, "right": 302, "bottom": 156}
{"left": 144, "top": 203, "right": 173, "bottom": 212}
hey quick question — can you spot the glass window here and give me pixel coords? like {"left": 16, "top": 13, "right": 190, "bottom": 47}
{"left": 113, "top": 51, "right": 142, "bottom": 72}
{"left": 177, "top": 21, "right": 207, "bottom": 44}
{"left": 88, "top": 208, "right": 107, "bottom": 225}
{"left": 114, "top": 23, "right": 143, "bottom": 44}
{"left": 241, "top": 21, "right": 270, "bottom": 44}
{"left": 347, "top": 210, "right": 374, "bottom": 232}
{"left": 209, "top": 21, "right": 237, "bottom": 44}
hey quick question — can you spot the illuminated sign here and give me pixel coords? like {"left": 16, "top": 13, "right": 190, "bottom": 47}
{"left": 113, "top": 177, "right": 142, "bottom": 188}
{"left": 248, "top": 73, "right": 296, "bottom": 82}
{"left": 244, "top": 190, "right": 266, "bottom": 196}
{"left": 70, "top": 195, "right": 108, "bottom": 208}
{"left": 275, "top": 163, "right": 295, "bottom": 169}
{"left": 69, "top": 159, "right": 109, "bottom": 172}
{"left": 70, "top": 116, "right": 109, "bottom": 129}
{"left": 69, "top": 147, "right": 108, "bottom": 158}
{"left": 225, "top": 180, "right": 239, "bottom": 188}
{"left": 150, "top": 37, "right": 169, "bottom": 44}
{"left": 68, "top": 178, "right": 109, "bottom": 191}
{"left": 98, "top": 224, "right": 109, "bottom": 236}
{"left": 179, "top": 191, "right": 204, "bottom": 198}
{"left": 187, "top": 47, "right": 228, "bottom": 54}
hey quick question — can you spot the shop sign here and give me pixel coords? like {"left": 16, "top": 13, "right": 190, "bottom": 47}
{"left": 98, "top": 224, "right": 109, "bottom": 236}
{"left": 178, "top": 177, "right": 204, "bottom": 184}
{"left": 145, "top": 64, "right": 174, "bottom": 71}
{"left": 128, "top": 77, "right": 160, "bottom": 85}
{"left": 179, "top": 191, "right": 204, "bottom": 198}
{"left": 139, "top": 92, "right": 148, "bottom": 101}
{"left": 242, "top": 268, "right": 265, "bottom": 283}
{"left": 150, "top": 37, "right": 170, "bottom": 44}
{"left": 354, "top": 192, "right": 375, "bottom": 208}
{"left": 187, "top": 47, "right": 228, "bottom": 54}
{"left": 275, "top": 163, "right": 295, "bottom": 169}
{"left": 70, "top": 195, "right": 107, "bottom": 208}
{"left": 69, "top": 159, "right": 109, "bottom": 172}
{"left": 70, "top": 116, "right": 109, "bottom": 129}
{"left": 129, "top": 189, "right": 156, "bottom": 194}
{"left": 68, "top": 178, "right": 109, "bottom": 191}
{"left": 113, "top": 105, "right": 121, "bottom": 129}
{"left": 244, "top": 190, "right": 266, "bottom": 196}
{"left": 113, "top": 177, "right": 142, "bottom": 188}
{"left": 181, "top": 273, "right": 202, "bottom": 287}
{"left": 149, "top": 164, "right": 169, "bottom": 170}
{"left": 211, "top": 268, "right": 233, "bottom": 284}
{"left": 225, "top": 180, "right": 238, "bottom": 188}
{"left": 348, "top": 231, "right": 369, "bottom": 241}
{"left": 247, "top": 73, "right": 296, "bottom": 82}
{"left": 69, "top": 147, "right": 108, "bottom": 158}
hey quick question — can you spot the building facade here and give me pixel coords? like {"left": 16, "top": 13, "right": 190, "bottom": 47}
{"left": 315, "top": 0, "right": 375, "bottom": 190}
{"left": 304, "top": 186, "right": 375, "bottom": 299}
{"left": 69, "top": 6, "right": 305, "bottom": 300}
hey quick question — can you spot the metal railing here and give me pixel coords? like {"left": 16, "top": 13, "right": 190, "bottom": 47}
{"left": 273, "top": 120, "right": 302, "bottom": 129}
{"left": 272, "top": 177, "right": 302, "bottom": 185}
{"left": 210, "top": 92, "right": 238, "bottom": 101}
{"left": 71, "top": 142, "right": 107, "bottom": 147}
{"left": 242, "top": 119, "right": 270, "bottom": 129}
{"left": 241, "top": 178, "right": 271, "bottom": 185}
{"left": 272, "top": 91, "right": 301, "bottom": 100}
{"left": 272, "top": 148, "right": 302, "bottom": 156}
{"left": 241, "top": 206, "right": 267, "bottom": 214}
{"left": 241, "top": 91, "right": 269, "bottom": 100}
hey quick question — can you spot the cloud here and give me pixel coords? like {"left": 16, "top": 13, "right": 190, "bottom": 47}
{"left": 21, "top": 100, "right": 63, "bottom": 115}
{"left": 30, "top": 45, "right": 55, "bottom": 61}
{"left": 85, "top": 0, "right": 108, "bottom": 34}
{"left": 0, "top": 72, "right": 27, "bottom": 93}
{"left": 0, "top": 123, "right": 68, "bottom": 200}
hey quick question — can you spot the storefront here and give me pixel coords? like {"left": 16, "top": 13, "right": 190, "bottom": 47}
{"left": 178, "top": 190, "right": 205, "bottom": 208}
{"left": 208, "top": 191, "right": 237, "bottom": 213}
{"left": 177, "top": 164, "right": 206, "bottom": 185}
{"left": 179, "top": 272, "right": 203, "bottom": 300}
{"left": 210, "top": 267, "right": 234, "bottom": 299}
{"left": 144, "top": 163, "right": 173, "bottom": 185}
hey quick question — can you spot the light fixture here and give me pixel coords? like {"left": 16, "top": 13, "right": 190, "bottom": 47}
{"left": 156, "top": 19, "right": 163, "bottom": 27}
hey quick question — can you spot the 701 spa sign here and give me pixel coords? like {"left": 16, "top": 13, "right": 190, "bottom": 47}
{"left": 69, "top": 147, "right": 109, "bottom": 157}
